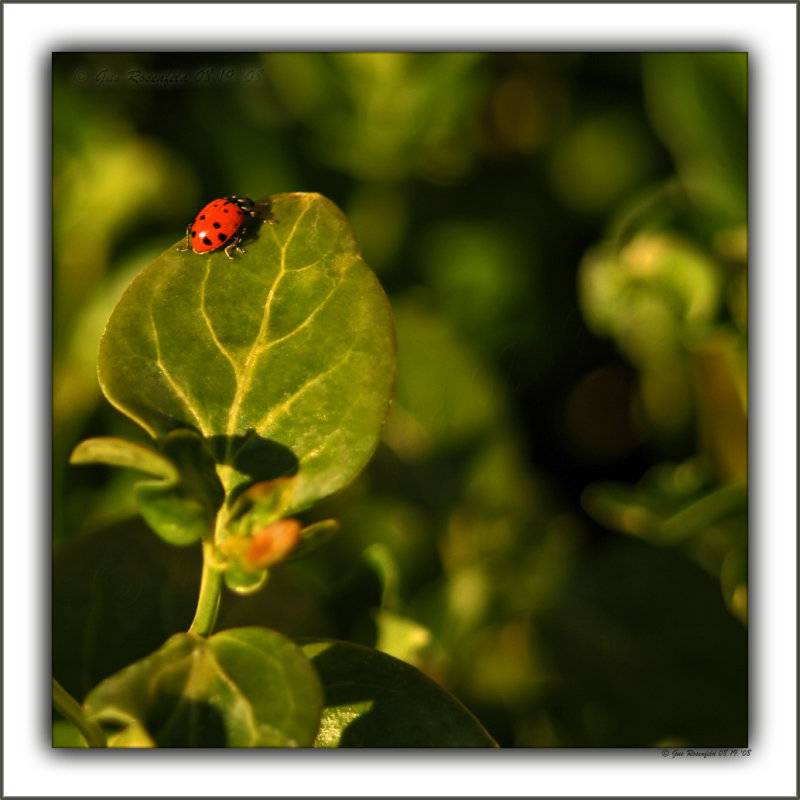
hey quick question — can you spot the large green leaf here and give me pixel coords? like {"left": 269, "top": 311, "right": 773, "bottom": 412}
{"left": 84, "top": 627, "right": 323, "bottom": 747}
{"left": 97, "top": 192, "right": 396, "bottom": 512}
{"left": 300, "top": 639, "right": 497, "bottom": 747}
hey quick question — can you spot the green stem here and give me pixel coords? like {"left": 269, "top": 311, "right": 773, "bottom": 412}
{"left": 189, "top": 540, "right": 223, "bottom": 637}
{"left": 52, "top": 678, "right": 106, "bottom": 748}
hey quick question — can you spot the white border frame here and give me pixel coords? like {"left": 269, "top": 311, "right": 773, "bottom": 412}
{"left": 4, "top": 3, "right": 796, "bottom": 797}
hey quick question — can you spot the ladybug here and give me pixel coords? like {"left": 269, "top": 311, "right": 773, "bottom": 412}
{"left": 178, "top": 196, "right": 275, "bottom": 260}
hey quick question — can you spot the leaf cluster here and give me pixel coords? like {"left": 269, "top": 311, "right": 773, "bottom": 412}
{"left": 60, "top": 193, "right": 495, "bottom": 748}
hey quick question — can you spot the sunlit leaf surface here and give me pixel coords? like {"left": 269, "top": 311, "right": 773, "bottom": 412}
{"left": 98, "top": 192, "right": 396, "bottom": 512}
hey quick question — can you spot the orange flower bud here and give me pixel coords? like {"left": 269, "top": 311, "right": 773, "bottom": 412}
{"left": 245, "top": 518, "right": 302, "bottom": 570}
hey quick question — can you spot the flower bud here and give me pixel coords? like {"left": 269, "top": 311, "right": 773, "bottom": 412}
{"left": 245, "top": 518, "right": 302, "bottom": 570}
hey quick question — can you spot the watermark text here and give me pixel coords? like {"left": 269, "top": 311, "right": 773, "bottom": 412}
{"left": 662, "top": 748, "right": 751, "bottom": 759}
{"left": 72, "top": 65, "right": 264, "bottom": 88}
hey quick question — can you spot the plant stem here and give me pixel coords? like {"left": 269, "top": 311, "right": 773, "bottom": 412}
{"left": 52, "top": 677, "right": 106, "bottom": 748}
{"left": 189, "top": 540, "right": 223, "bottom": 637}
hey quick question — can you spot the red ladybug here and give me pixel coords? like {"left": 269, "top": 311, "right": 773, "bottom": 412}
{"left": 178, "top": 196, "right": 274, "bottom": 260}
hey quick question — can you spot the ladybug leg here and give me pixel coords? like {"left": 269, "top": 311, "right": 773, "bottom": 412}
{"left": 177, "top": 224, "right": 193, "bottom": 252}
{"left": 224, "top": 232, "right": 246, "bottom": 260}
{"left": 253, "top": 200, "right": 279, "bottom": 225}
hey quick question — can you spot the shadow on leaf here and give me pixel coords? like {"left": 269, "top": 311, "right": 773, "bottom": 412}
{"left": 144, "top": 691, "right": 229, "bottom": 747}
{"left": 207, "top": 429, "right": 299, "bottom": 504}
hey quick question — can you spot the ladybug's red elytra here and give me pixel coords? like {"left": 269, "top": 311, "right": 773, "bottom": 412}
{"left": 178, "top": 196, "right": 276, "bottom": 260}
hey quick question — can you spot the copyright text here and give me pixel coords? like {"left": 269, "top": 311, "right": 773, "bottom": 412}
{"left": 662, "top": 748, "right": 751, "bottom": 759}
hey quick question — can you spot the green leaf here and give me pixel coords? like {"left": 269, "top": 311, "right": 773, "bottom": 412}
{"left": 582, "top": 468, "right": 747, "bottom": 545}
{"left": 207, "top": 628, "right": 322, "bottom": 745}
{"left": 70, "top": 431, "right": 224, "bottom": 546}
{"left": 135, "top": 430, "right": 224, "bottom": 545}
{"left": 288, "top": 518, "right": 340, "bottom": 561}
{"left": 52, "top": 720, "right": 89, "bottom": 748}
{"left": 300, "top": 639, "right": 497, "bottom": 747}
{"left": 70, "top": 436, "right": 177, "bottom": 481}
{"left": 98, "top": 192, "right": 396, "bottom": 514}
{"left": 224, "top": 563, "right": 269, "bottom": 596}
{"left": 84, "top": 627, "right": 323, "bottom": 747}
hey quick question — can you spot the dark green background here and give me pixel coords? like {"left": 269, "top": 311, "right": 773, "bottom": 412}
{"left": 53, "top": 52, "right": 747, "bottom": 747}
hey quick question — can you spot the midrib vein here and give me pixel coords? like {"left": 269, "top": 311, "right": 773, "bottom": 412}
{"left": 223, "top": 198, "right": 311, "bottom": 464}
{"left": 200, "top": 262, "right": 240, "bottom": 381}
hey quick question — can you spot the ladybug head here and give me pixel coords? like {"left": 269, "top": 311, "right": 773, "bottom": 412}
{"left": 225, "top": 196, "right": 254, "bottom": 213}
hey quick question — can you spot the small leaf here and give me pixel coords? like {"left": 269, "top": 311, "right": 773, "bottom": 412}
{"left": 70, "top": 437, "right": 177, "bottom": 481}
{"left": 98, "top": 192, "right": 396, "bottom": 514}
{"left": 135, "top": 430, "right": 224, "bottom": 546}
{"left": 84, "top": 628, "right": 323, "bottom": 748}
{"left": 288, "top": 518, "right": 340, "bottom": 561}
{"left": 300, "top": 639, "right": 497, "bottom": 747}
{"left": 70, "top": 431, "right": 224, "bottom": 546}
{"left": 224, "top": 564, "right": 269, "bottom": 596}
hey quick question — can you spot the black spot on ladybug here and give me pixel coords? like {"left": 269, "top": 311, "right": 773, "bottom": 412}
{"left": 191, "top": 231, "right": 196, "bottom": 238}
{"left": 213, "top": 221, "right": 221, "bottom": 229}
{"left": 200, "top": 214, "right": 206, "bottom": 220}
{"left": 218, "top": 233, "right": 228, "bottom": 242}
{"left": 223, "top": 208, "right": 229, "bottom": 212}
{"left": 202, "top": 237, "right": 213, "bottom": 246}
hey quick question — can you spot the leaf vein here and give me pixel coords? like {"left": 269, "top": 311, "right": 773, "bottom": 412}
{"left": 224, "top": 198, "right": 315, "bottom": 455}
{"left": 257, "top": 341, "right": 359, "bottom": 435}
{"left": 214, "top": 635, "right": 298, "bottom": 734}
{"left": 205, "top": 651, "right": 261, "bottom": 744}
{"left": 250, "top": 269, "right": 350, "bottom": 358}
{"left": 200, "top": 262, "right": 241, "bottom": 379}
{"left": 149, "top": 310, "right": 210, "bottom": 436}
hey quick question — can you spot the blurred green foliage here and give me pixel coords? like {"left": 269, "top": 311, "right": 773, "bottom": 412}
{"left": 53, "top": 52, "right": 747, "bottom": 747}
